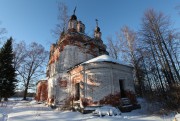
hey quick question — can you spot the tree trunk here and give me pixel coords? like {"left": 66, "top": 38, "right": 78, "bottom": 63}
{"left": 141, "top": 55, "right": 153, "bottom": 93}
{"left": 161, "top": 36, "right": 180, "bottom": 82}
{"left": 153, "top": 25, "right": 176, "bottom": 84}
{"left": 168, "top": 39, "right": 180, "bottom": 71}
{"left": 23, "top": 78, "right": 30, "bottom": 100}
{"left": 151, "top": 37, "right": 174, "bottom": 86}
{"left": 23, "top": 86, "right": 28, "bottom": 100}
{"left": 149, "top": 41, "right": 165, "bottom": 92}
{"left": 156, "top": 28, "right": 180, "bottom": 79}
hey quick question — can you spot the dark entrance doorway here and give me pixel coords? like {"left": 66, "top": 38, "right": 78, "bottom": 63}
{"left": 119, "top": 80, "right": 126, "bottom": 97}
{"left": 75, "top": 83, "right": 80, "bottom": 101}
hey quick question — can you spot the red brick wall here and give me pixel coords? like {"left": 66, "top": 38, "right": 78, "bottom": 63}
{"left": 36, "top": 80, "right": 48, "bottom": 102}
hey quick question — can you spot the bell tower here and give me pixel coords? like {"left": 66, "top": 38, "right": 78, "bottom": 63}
{"left": 77, "top": 21, "right": 85, "bottom": 33}
{"left": 68, "top": 7, "right": 78, "bottom": 31}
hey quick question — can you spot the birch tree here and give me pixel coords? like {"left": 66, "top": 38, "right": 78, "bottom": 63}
{"left": 52, "top": 2, "right": 69, "bottom": 39}
{"left": 119, "top": 26, "right": 145, "bottom": 95}
{"left": 141, "top": 9, "right": 180, "bottom": 86}
{"left": 139, "top": 9, "right": 180, "bottom": 108}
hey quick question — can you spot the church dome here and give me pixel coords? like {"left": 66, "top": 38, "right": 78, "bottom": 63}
{"left": 70, "top": 14, "right": 77, "bottom": 20}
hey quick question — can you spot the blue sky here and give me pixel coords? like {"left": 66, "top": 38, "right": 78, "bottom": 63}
{"left": 0, "top": 0, "right": 180, "bottom": 50}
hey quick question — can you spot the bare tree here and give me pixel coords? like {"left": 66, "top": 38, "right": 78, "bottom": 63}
{"left": 141, "top": 9, "right": 180, "bottom": 85}
{"left": 106, "top": 26, "right": 145, "bottom": 96}
{"left": 13, "top": 41, "right": 27, "bottom": 69}
{"left": 51, "top": 2, "right": 69, "bottom": 39}
{"left": 119, "top": 26, "right": 146, "bottom": 95}
{"left": 106, "top": 36, "right": 121, "bottom": 59}
{"left": 138, "top": 9, "right": 180, "bottom": 109}
{"left": 14, "top": 41, "right": 49, "bottom": 100}
{"left": 121, "top": 26, "right": 137, "bottom": 64}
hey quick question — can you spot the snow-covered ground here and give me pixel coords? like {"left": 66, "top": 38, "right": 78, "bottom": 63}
{"left": 0, "top": 98, "right": 177, "bottom": 121}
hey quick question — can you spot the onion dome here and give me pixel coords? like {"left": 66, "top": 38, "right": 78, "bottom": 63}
{"left": 95, "top": 26, "right": 100, "bottom": 32}
{"left": 70, "top": 14, "right": 77, "bottom": 20}
{"left": 95, "top": 19, "right": 100, "bottom": 32}
{"left": 70, "top": 7, "right": 77, "bottom": 20}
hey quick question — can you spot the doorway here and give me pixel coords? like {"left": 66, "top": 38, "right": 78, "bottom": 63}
{"left": 75, "top": 83, "right": 80, "bottom": 101}
{"left": 119, "top": 80, "right": 126, "bottom": 97}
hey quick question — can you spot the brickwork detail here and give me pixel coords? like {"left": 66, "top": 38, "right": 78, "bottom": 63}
{"left": 35, "top": 80, "right": 48, "bottom": 102}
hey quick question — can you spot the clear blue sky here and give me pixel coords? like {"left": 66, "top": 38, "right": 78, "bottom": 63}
{"left": 0, "top": 0, "right": 180, "bottom": 50}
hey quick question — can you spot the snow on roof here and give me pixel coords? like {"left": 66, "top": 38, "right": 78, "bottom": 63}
{"left": 39, "top": 77, "right": 48, "bottom": 81}
{"left": 82, "top": 54, "right": 131, "bottom": 67}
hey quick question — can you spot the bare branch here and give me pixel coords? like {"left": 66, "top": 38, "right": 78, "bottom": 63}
{"left": 13, "top": 41, "right": 49, "bottom": 100}
{"left": 51, "top": 2, "right": 69, "bottom": 39}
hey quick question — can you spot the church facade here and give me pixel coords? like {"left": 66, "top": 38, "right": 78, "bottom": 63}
{"left": 44, "top": 12, "right": 137, "bottom": 109}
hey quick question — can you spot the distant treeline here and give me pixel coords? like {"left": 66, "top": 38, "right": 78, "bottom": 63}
{"left": 12, "top": 91, "right": 36, "bottom": 97}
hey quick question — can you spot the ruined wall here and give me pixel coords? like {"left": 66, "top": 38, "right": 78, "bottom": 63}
{"left": 47, "top": 32, "right": 108, "bottom": 78}
{"left": 69, "top": 62, "right": 135, "bottom": 106}
{"left": 47, "top": 31, "right": 109, "bottom": 104}
{"left": 47, "top": 44, "right": 94, "bottom": 104}
{"left": 54, "top": 73, "right": 70, "bottom": 104}
{"left": 86, "top": 62, "right": 134, "bottom": 93}
{"left": 48, "top": 45, "right": 94, "bottom": 77}
{"left": 85, "top": 69, "right": 112, "bottom": 101}
{"left": 47, "top": 72, "right": 70, "bottom": 104}
{"left": 36, "top": 80, "right": 48, "bottom": 102}
{"left": 47, "top": 78, "right": 54, "bottom": 99}
{"left": 57, "top": 45, "right": 94, "bottom": 72}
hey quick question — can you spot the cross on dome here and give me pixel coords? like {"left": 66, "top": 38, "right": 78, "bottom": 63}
{"left": 70, "top": 7, "right": 77, "bottom": 20}
{"left": 73, "top": 6, "right": 76, "bottom": 15}
{"left": 95, "top": 19, "right": 100, "bottom": 32}
{"left": 95, "top": 19, "right": 98, "bottom": 27}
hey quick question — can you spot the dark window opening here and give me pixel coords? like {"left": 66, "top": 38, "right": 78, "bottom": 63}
{"left": 80, "top": 27, "right": 83, "bottom": 32}
{"left": 119, "top": 80, "right": 126, "bottom": 97}
{"left": 75, "top": 83, "right": 80, "bottom": 101}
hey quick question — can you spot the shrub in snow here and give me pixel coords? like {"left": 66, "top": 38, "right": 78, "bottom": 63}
{"left": 143, "top": 84, "right": 180, "bottom": 112}
{"left": 81, "top": 98, "right": 99, "bottom": 107}
{"left": 99, "top": 92, "right": 121, "bottom": 106}
{"left": 64, "top": 96, "right": 73, "bottom": 105}
{"left": 93, "top": 105, "right": 121, "bottom": 117}
{"left": 165, "top": 85, "right": 180, "bottom": 110}
{"left": 60, "top": 96, "right": 74, "bottom": 110}
{"left": 125, "top": 91, "right": 137, "bottom": 105}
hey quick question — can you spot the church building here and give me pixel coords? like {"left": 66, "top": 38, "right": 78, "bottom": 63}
{"left": 43, "top": 10, "right": 138, "bottom": 110}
